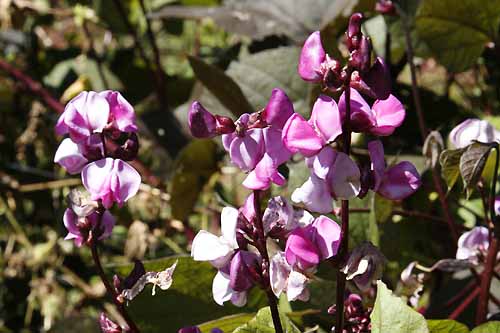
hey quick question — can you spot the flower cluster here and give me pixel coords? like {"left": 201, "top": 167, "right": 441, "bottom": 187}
{"left": 187, "top": 12, "right": 422, "bottom": 308}
{"left": 54, "top": 91, "right": 141, "bottom": 246}
{"left": 328, "top": 293, "right": 372, "bottom": 333}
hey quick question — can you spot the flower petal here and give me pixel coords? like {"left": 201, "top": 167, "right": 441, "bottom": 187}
{"left": 100, "top": 90, "right": 137, "bottom": 132}
{"left": 368, "top": 140, "right": 386, "bottom": 191}
{"left": 263, "top": 88, "right": 294, "bottom": 129}
{"left": 329, "top": 152, "right": 361, "bottom": 199}
{"left": 298, "top": 31, "right": 325, "bottom": 82}
{"left": 338, "top": 88, "right": 374, "bottom": 132}
{"left": 229, "top": 129, "right": 264, "bottom": 172}
{"left": 212, "top": 270, "right": 233, "bottom": 306}
{"left": 54, "top": 138, "right": 88, "bottom": 174}
{"left": 287, "top": 270, "right": 310, "bottom": 302}
{"left": 191, "top": 230, "right": 234, "bottom": 263}
{"left": 310, "top": 216, "right": 341, "bottom": 260}
{"left": 306, "top": 146, "right": 335, "bottom": 180}
{"left": 270, "top": 251, "right": 291, "bottom": 297}
{"left": 291, "top": 174, "right": 333, "bottom": 214}
{"left": 371, "top": 94, "right": 405, "bottom": 136}
{"left": 221, "top": 207, "right": 239, "bottom": 249}
{"left": 282, "top": 113, "right": 324, "bottom": 157}
{"left": 82, "top": 158, "right": 114, "bottom": 202}
{"left": 285, "top": 227, "right": 320, "bottom": 270}
{"left": 310, "top": 95, "right": 342, "bottom": 143}
{"left": 378, "top": 161, "right": 421, "bottom": 200}
{"left": 110, "top": 159, "right": 141, "bottom": 206}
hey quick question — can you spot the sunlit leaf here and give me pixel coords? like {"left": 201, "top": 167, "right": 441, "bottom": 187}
{"left": 471, "top": 321, "right": 500, "bottom": 333}
{"left": 427, "top": 319, "right": 469, "bottom": 333}
{"left": 233, "top": 307, "right": 301, "bottom": 333}
{"left": 439, "top": 148, "right": 465, "bottom": 191}
{"left": 459, "top": 141, "right": 497, "bottom": 198}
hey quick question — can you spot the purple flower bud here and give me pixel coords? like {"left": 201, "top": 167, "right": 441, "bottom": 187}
{"left": 178, "top": 327, "right": 201, "bottom": 333}
{"left": 214, "top": 115, "right": 236, "bottom": 135}
{"left": 211, "top": 329, "right": 223, "bottom": 333}
{"left": 376, "top": 0, "right": 396, "bottom": 15}
{"left": 99, "top": 313, "right": 122, "bottom": 333}
{"left": 348, "top": 13, "right": 363, "bottom": 40}
{"left": 353, "top": 57, "right": 391, "bottom": 100}
{"left": 109, "top": 132, "right": 139, "bottom": 161}
{"left": 188, "top": 101, "right": 217, "bottom": 138}
{"left": 349, "top": 36, "right": 372, "bottom": 73}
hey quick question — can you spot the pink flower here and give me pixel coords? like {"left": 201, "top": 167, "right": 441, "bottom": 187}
{"left": 292, "top": 147, "right": 361, "bottom": 213}
{"left": 368, "top": 140, "right": 421, "bottom": 200}
{"left": 456, "top": 226, "right": 489, "bottom": 264}
{"left": 449, "top": 118, "right": 500, "bottom": 149}
{"left": 63, "top": 208, "right": 115, "bottom": 247}
{"left": 282, "top": 95, "right": 342, "bottom": 157}
{"left": 285, "top": 215, "right": 341, "bottom": 270}
{"left": 81, "top": 158, "right": 141, "bottom": 208}
{"left": 54, "top": 138, "right": 89, "bottom": 174}
{"left": 56, "top": 91, "right": 137, "bottom": 143}
{"left": 339, "top": 88, "right": 405, "bottom": 136}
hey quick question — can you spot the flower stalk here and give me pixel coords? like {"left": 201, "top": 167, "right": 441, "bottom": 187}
{"left": 253, "top": 190, "right": 284, "bottom": 333}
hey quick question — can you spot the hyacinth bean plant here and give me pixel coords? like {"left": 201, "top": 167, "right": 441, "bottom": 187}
{"left": 2, "top": 0, "right": 496, "bottom": 332}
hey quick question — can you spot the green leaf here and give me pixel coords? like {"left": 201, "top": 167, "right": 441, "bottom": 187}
{"left": 188, "top": 55, "right": 254, "bottom": 117}
{"left": 110, "top": 256, "right": 267, "bottom": 332}
{"left": 427, "top": 319, "right": 469, "bottom": 333}
{"left": 198, "top": 313, "right": 256, "bottom": 333}
{"left": 459, "top": 141, "right": 497, "bottom": 198}
{"left": 439, "top": 148, "right": 465, "bottom": 191}
{"left": 416, "top": 0, "right": 500, "bottom": 72}
{"left": 471, "top": 321, "right": 500, "bottom": 333}
{"left": 233, "top": 307, "right": 301, "bottom": 333}
{"left": 169, "top": 139, "right": 218, "bottom": 221}
{"left": 371, "top": 281, "right": 429, "bottom": 333}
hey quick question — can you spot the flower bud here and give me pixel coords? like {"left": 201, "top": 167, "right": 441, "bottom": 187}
{"left": 188, "top": 101, "right": 217, "bottom": 138}
{"left": 178, "top": 327, "right": 201, "bottom": 333}
{"left": 349, "top": 36, "right": 372, "bottom": 73}
{"left": 376, "top": 0, "right": 396, "bottom": 15}
{"left": 215, "top": 115, "right": 236, "bottom": 134}
{"left": 348, "top": 13, "right": 363, "bottom": 40}
{"left": 110, "top": 132, "right": 139, "bottom": 161}
{"left": 99, "top": 313, "right": 122, "bottom": 333}
{"left": 341, "top": 242, "right": 386, "bottom": 292}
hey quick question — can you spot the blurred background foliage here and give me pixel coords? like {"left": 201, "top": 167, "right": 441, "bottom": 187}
{"left": 1, "top": 0, "right": 500, "bottom": 332}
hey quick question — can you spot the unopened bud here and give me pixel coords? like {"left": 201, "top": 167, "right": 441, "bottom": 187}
{"left": 376, "top": 0, "right": 396, "bottom": 15}
{"left": 99, "top": 312, "right": 122, "bottom": 333}
{"left": 215, "top": 115, "right": 236, "bottom": 134}
{"left": 178, "top": 327, "right": 201, "bottom": 333}
{"left": 111, "top": 132, "right": 139, "bottom": 161}
{"left": 188, "top": 101, "right": 217, "bottom": 138}
{"left": 347, "top": 12, "right": 364, "bottom": 43}
{"left": 349, "top": 36, "right": 372, "bottom": 72}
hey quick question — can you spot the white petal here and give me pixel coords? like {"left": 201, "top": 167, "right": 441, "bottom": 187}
{"left": 221, "top": 207, "right": 239, "bottom": 249}
{"left": 287, "top": 270, "right": 310, "bottom": 302}
{"left": 212, "top": 271, "right": 233, "bottom": 306}
{"left": 270, "top": 251, "right": 291, "bottom": 297}
{"left": 191, "top": 230, "right": 233, "bottom": 262}
{"left": 231, "top": 291, "right": 248, "bottom": 307}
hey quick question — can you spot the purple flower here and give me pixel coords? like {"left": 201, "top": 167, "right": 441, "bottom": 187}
{"left": 338, "top": 88, "right": 405, "bottom": 136}
{"left": 54, "top": 138, "right": 89, "bottom": 174}
{"left": 449, "top": 118, "right": 500, "bottom": 149}
{"left": 285, "top": 215, "right": 341, "bottom": 270}
{"left": 456, "top": 226, "right": 489, "bottom": 264}
{"left": 63, "top": 208, "right": 115, "bottom": 247}
{"left": 368, "top": 140, "right": 421, "bottom": 200}
{"left": 178, "top": 327, "right": 201, "bottom": 333}
{"left": 56, "top": 91, "right": 137, "bottom": 143}
{"left": 81, "top": 158, "right": 141, "bottom": 208}
{"left": 341, "top": 242, "right": 386, "bottom": 292}
{"left": 262, "top": 196, "right": 314, "bottom": 237}
{"left": 292, "top": 147, "right": 361, "bottom": 213}
{"left": 282, "top": 95, "right": 343, "bottom": 156}
{"left": 188, "top": 102, "right": 235, "bottom": 138}
{"left": 99, "top": 313, "right": 122, "bottom": 333}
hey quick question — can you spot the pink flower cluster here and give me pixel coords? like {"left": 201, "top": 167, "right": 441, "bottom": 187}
{"left": 54, "top": 91, "right": 141, "bottom": 246}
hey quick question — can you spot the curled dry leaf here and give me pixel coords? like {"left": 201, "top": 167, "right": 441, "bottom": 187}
{"left": 120, "top": 261, "right": 177, "bottom": 301}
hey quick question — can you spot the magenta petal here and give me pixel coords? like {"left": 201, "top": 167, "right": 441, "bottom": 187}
{"left": 63, "top": 208, "right": 80, "bottom": 236}
{"left": 310, "top": 95, "right": 342, "bottom": 143}
{"left": 229, "top": 251, "right": 259, "bottom": 292}
{"left": 310, "top": 216, "right": 341, "bottom": 260}
{"left": 263, "top": 88, "right": 294, "bottom": 129}
{"left": 240, "top": 192, "right": 257, "bottom": 223}
{"left": 55, "top": 112, "right": 68, "bottom": 135}
{"left": 371, "top": 94, "right": 405, "bottom": 136}
{"left": 229, "top": 129, "right": 264, "bottom": 172}
{"left": 368, "top": 140, "right": 386, "bottom": 191}
{"left": 282, "top": 113, "right": 324, "bottom": 157}
{"left": 110, "top": 159, "right": 141, "bottom": 206}
{"left": 298, "top": 31, "right": 326, "bottom": 82}
{"left": 338, "top": 88, "right": 374, "bottom": 132}
{"left": 100, "top": 90, "right": 137, "bottom": 132}
{"left": 99, "top": 210, "right": 116, "bottom": 240}
{"left": 378, "top": 161, "right": 421, "bottom": 200}
{"left": 222, "top": 132, "right": 235, "bottom": 152}
{"left": 285, "top": 227, "right": 320, "bottom": 270}
{"left": 243, "top": 154, "right": 285, "bottom": 190}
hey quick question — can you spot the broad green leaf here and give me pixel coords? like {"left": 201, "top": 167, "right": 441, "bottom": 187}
{"left": 439, "top": 148, "right": 465, "bottom": 191}
{"left": 169, "top": 139, "right": 218, "bottom": 221}
{"left": 427, "top": 319, "right": 469, "bottom": 333}
{"left": 110, "top": 256, "right": 267, "bottom": 332}
{"left": 198, "top": 313, "right": 256, "bottom": 333}
{"left": 371, "top": 281, "right": 429, "bottom": 333}
{"left": 416, "top": 0, "right": 500, "bottom": 72}
{"left": 233, "top": 307, "right": 301, "bottom": 333}
{"left": 459, "top": 142, "right": 497, "bottom": 198}
{"left": 471, "top": 321, "right": 500, "bottom": 333}
{"left": 188, "top": 56, "right": 254, "bottom": 117}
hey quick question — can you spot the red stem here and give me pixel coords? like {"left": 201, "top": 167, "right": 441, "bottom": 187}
{"left": 449, "top": 286, "right": 480, "bottom": 320}
{"left": 476, "top": 237, "right": 499, "bottom": 324}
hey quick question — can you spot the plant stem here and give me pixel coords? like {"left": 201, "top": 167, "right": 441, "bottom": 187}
{"left": 90, "top": 240, "right": 140, "bottom": 332}
{"left": 449, "top": 286, "right": 480, "bottom": 320}
{"left": 398, "top": 8, "right": 459, "bottom": 243}
{"left": 252, "top": 190, "right": 284, "bottom": 333}
{"left": 476, "top": 145, "right": 500, "bottom": 324}
{"left": 335, "top": 75, "right": 353, "bottom": 333}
